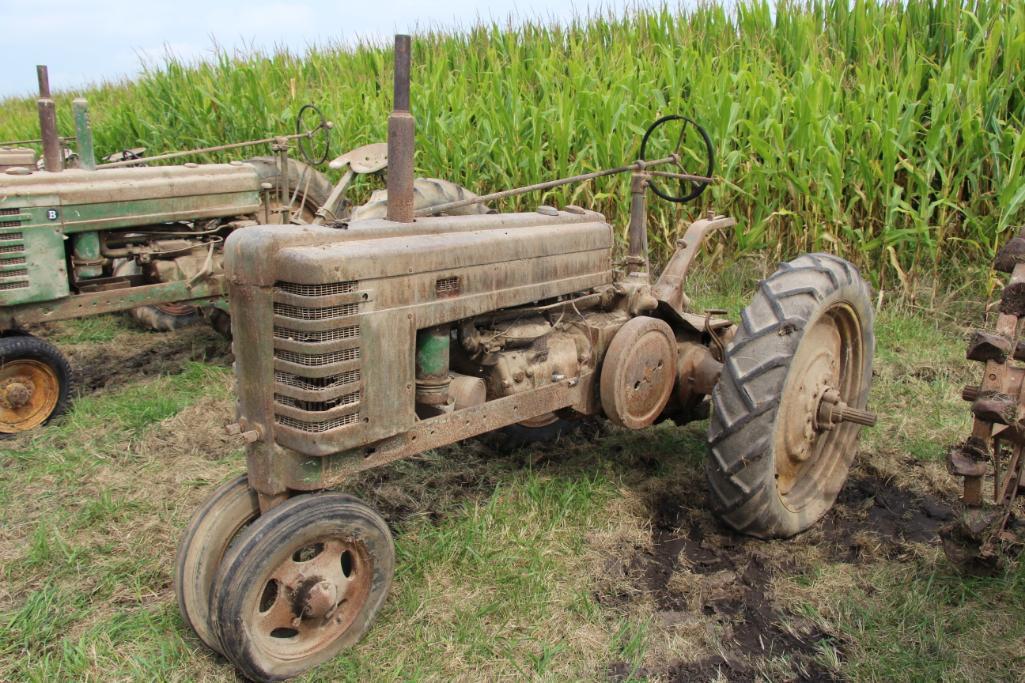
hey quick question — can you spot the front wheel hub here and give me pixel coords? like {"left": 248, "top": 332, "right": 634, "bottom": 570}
{"left": 1, "top": 378, "right": 35, "bottom": 410}
{"left": 301, "top": 579, "right": 339, "bottom": 620}
{"left": 0, "top": 358, "right": 61, "bottom": 433}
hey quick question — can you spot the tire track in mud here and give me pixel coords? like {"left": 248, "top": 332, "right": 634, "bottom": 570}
{"left": 604, "top": 472, "right": 954, "bottom": 682}
{"left": 64, "top": 326, "right": 230, "bottom": 395}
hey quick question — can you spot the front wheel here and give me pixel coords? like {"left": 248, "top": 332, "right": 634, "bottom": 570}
{"left": 706, "top": 254, "right": 875, "bottom": 538}
{"left": 211, "top": 493, "right": 394, "bottom": 682}
{"left": 0, "top": 334, "right": 72, "bottom": 434}
{"left": 175, "top": 474, "right": 261, "bottom": 654}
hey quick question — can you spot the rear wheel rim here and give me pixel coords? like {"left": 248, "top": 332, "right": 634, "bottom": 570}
{"left": 248, "top": 536, "right": 373, "bottom": 662}
{"left": 0, "top": 359, "right": 60, "bottom": 433}
{"left": 153, "top": 302, "right": 197, "bottom": 317}
{"left": 773, "top": 302, "right": 866, "bottom": 512}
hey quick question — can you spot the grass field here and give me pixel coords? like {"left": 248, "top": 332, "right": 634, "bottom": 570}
{"left": 2, "top": 264, "right": 1023, "bottom": 682}
{"left": 2, "top": 0, "right": 1023, "bottom": 284}
{"left": 2, "top": 1, "right": 1024, "bottom": 680}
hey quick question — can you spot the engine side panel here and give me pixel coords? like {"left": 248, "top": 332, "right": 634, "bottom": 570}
{"left": 233, "top": 212, "right": 614, "bottom": 457}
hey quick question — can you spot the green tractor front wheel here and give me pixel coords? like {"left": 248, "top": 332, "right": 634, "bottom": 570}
{"left": 0, "top": 334, "right": 72, "bottom": 434}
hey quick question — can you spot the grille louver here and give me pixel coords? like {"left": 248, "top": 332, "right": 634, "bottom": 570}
{"left": 0, "top": 228, "right": 29, "bottom": 290}
{"left": 272, "top": 280, "right": 366, "bottom": 435}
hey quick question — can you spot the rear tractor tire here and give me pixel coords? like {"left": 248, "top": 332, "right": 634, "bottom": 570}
{"left": 706, "top": 254, "right": 875, "bottom": 538}
{"left": 500, "top": 413, "right": 584, "bottom": 447}
{"left": 350, "top": 177, "right": 493, "bottom": 220}
{"left": 0, "top": 334, "right": 72, "bottom": 434}
{"left": 246, "top": 156, "right": 334, "bottom": 224}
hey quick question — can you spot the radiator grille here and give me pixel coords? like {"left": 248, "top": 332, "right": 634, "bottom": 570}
{"left": 272, "top": 280, "right": 366, "bottom": 436}
{"left": 0, "top": 256, "right": 26, "bottom": 266}
{"left": 276, "top": 281, "right": 357, "bottom": 297}
{"left": 274, "top": 391, "right": 360, "bottom": 412}
{"left": 0, "top": 281, "right": 29, "bottom": 290}
{"left": 273, "top": 302, "right": 360, "bottom": 320}
{"left": 273, "top": 325, "right": 359, "bottom": 343}
{"left": 276, "top": 412, "right": 360, "bottom": 433}
{"left": 275, "top": 347, "right": 359, "bottom": 367}
{"left": 0, "top": 245, "right": 21, "bottom": 254}
{"left": 275, "top": 370, "right": 360, "bottom": 391}
{"left": 0, "top": 209, "right": 21, "bottom": 229}
{"left": 0, "top": 231, "right": 23, "bottom": 241}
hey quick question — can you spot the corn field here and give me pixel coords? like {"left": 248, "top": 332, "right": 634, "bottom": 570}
{"left": 1, "top": 0, "right": 1022, "bottom": 288}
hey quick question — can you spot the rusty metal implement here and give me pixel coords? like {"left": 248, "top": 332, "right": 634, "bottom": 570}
{"left": 943, "top": 228, "right": 1025, "bottom": 573}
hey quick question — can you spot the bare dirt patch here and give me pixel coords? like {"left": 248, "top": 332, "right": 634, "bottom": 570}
{"left": 66, "top": 327, "right": 229, "bottom": 395}
{"left": 598, "top": 456, "right": 955, "bottom": 682}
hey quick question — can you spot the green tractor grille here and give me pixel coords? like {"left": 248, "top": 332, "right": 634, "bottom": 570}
{"left": 0, "top": 223, "right": 29, "bottom": 292}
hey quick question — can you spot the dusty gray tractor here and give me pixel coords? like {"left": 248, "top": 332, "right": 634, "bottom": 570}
{"left": 0, "top": 66, "right": 484, "bottom": 434}
{"left": 176, "top": 36, "right": 877, "bottom": 681}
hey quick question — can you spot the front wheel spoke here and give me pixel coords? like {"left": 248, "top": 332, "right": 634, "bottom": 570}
{"left": 306, "top": 541, "right": 350, "bottom": 602}
{"left": 257, "top": 588, "right": 297, "bottom": 633}
{"left": 271, "top": 559, "right": 304, "bottom": 589}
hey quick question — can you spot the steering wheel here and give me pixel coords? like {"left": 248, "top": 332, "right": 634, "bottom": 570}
{"left": 638, "top": 114, "right": 714, "bottom": 203}
{"left": 295, "top": 103, "right": 332, "bottom": 166}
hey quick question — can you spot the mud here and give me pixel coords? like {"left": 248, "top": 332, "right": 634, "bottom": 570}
{"left": 65, "top": 327, "right": 230, "bottom": 395}
{"left": 603, "top": 468, "right": 954, "bottom": 682}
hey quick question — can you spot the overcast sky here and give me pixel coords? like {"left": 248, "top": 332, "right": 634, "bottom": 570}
{"left": 0, "top": 0, "right": 666, "bottom": 98}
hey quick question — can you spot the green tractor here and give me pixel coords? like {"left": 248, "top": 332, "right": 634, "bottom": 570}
{"left": 0, "top": 67, "right": 484, "bottom": 434}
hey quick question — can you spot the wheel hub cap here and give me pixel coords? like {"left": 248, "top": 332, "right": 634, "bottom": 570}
{"left": 0, "top": 359, "right": 60, "bottom": 433}
{"left": 252, "top": 538, "right": 372, "bottom": 659}
{"left": 773, "top": 304, "right": 872, "bottom": 509}
{"left": 1, "top": 377, "right": 34, "bottom": 410}
{"left": 300, "top": 579, "right": 339, "bottom": 620}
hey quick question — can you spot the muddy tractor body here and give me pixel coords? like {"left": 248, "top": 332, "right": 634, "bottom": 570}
{"left": 176, "top": 36, "right": 877, "bottom": 681}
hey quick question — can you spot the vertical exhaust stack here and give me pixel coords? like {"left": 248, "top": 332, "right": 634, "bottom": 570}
{"left": 386, "top": 35, "right": 415, "bottom": 222}
{"left": 72, "top": 98, "right": 96, "bottom": 170}
{"left": 36, "top": 65, "right": 63, "bottom": 173}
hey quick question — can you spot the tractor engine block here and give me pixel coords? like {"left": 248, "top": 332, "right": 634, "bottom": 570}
{"left": 458, "top": 316, "right": 594, "bottom": 402}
